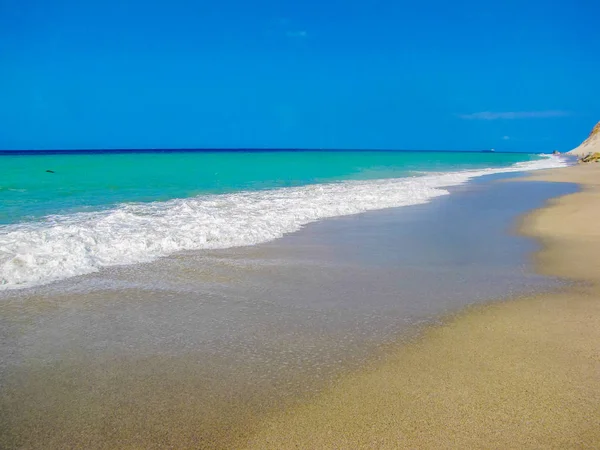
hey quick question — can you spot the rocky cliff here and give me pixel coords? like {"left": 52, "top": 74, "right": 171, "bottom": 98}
{"left": 569, "top": 121, "right": 600, "bottom": 157}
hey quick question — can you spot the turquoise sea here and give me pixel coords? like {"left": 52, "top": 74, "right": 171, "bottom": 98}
{"left": 0, "top": 150, "right": 566, "bottom": 289}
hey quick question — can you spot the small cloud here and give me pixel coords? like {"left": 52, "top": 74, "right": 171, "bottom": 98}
{"left": 286, "top": 30, "right": 308, "bottom": 38}
{"left": 458, "top": 110, "right": 570, "bottom": 120}
{"left": 502, "top": 135, "right": 510, "bottom": 140}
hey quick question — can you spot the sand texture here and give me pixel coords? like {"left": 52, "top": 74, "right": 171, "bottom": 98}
{"left": 2, "top": 165, "right": 598, "bottom": 449}
{"left": 244, "top": 164, "right": 600, "bottom": 449}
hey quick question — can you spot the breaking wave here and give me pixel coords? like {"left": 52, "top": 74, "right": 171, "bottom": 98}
{"left": 0, "top": 155, "right": 567, "bottom": 290}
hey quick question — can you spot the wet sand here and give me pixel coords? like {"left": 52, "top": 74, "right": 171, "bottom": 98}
{"left": 0, "top": 173, "right": 585, "bottom": 449}
{"left": 244, "top": 164, "right": 600, "bottom": 449}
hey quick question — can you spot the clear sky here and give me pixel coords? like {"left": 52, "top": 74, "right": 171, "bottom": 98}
{"left": 1, "top": 0, "right": 598, "bottom": 151}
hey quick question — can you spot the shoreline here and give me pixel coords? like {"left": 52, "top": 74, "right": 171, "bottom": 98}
{"left": 0, "top": 153, "right": 565, "bottom": 292}
{"left": 242, "top": 164, "right": 600, "bottom": 449}
{"left": 0, "top": 166, "right": 590, "bottom": 449}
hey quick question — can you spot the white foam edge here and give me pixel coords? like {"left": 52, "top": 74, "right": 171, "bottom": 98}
{"left": 0, "top": 154, "right": 568, "bottom": 290}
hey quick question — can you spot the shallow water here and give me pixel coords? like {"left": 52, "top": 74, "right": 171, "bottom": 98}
{"left": 0, "top": 152, "right": 566, "bottom": 290}
{"left": 0, "top": 150, "right": 553, "bottom": 224}
{"left": 0, "top": 176, "right": 577, "bottom": 448}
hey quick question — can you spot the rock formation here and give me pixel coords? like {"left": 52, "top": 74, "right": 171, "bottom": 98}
{"left": 569, "top": 121, "right": 600, "bottom": 160}
{"left": 578, "top": 152, "right": 600, "bottom": 163}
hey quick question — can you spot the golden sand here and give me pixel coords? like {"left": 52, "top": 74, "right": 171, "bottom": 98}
{"left": 243, "top": 164, "right": 600, "bottom": 449}
{"left": 0, "top": 355, "right": 265, "bottom": 449}
{"left": 2, "top": 165, "right": 599, "bottom": 449}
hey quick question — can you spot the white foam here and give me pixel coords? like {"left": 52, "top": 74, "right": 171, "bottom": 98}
{"left": 0, "top": 155, "right": 567, "bottom": 290}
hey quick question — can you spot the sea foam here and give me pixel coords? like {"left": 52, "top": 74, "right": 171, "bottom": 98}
{"left": 0, "top": 155, "right": 567, "bottom": 290}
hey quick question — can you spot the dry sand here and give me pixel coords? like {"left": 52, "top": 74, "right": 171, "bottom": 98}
{"left": 243, "top": 164, "right": 600, "bottom": 449}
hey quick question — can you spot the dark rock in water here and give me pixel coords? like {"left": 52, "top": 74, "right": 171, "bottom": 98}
{"left": 46, "top": 170, "right": 55, "bottom": 173}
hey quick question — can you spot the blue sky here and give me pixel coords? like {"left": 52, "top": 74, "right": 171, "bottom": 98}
{"left": 1, "top": 0, "right": 598, "bottom": 151}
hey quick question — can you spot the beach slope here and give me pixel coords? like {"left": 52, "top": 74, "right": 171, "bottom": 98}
{"left": 244, "top": 164, "right": 600, "bottom": 449}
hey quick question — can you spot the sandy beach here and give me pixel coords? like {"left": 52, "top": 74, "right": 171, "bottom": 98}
{"left": 1, "top": 165, "right": 597, "bottom": 449}
{"left": 244, "top": 164, "right": 600, "bottom": 449}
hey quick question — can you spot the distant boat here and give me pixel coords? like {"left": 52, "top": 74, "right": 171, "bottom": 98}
{"left": 483, "top": 148, "right": 495, "bottom": 153}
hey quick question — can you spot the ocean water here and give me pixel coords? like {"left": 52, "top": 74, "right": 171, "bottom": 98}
{"left": 0, "top": 150, "right": 567, "bottom": 290}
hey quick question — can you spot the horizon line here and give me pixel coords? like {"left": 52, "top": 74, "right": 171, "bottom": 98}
{"left": 0, "top": 148, "right": 545, "bottom": 155}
